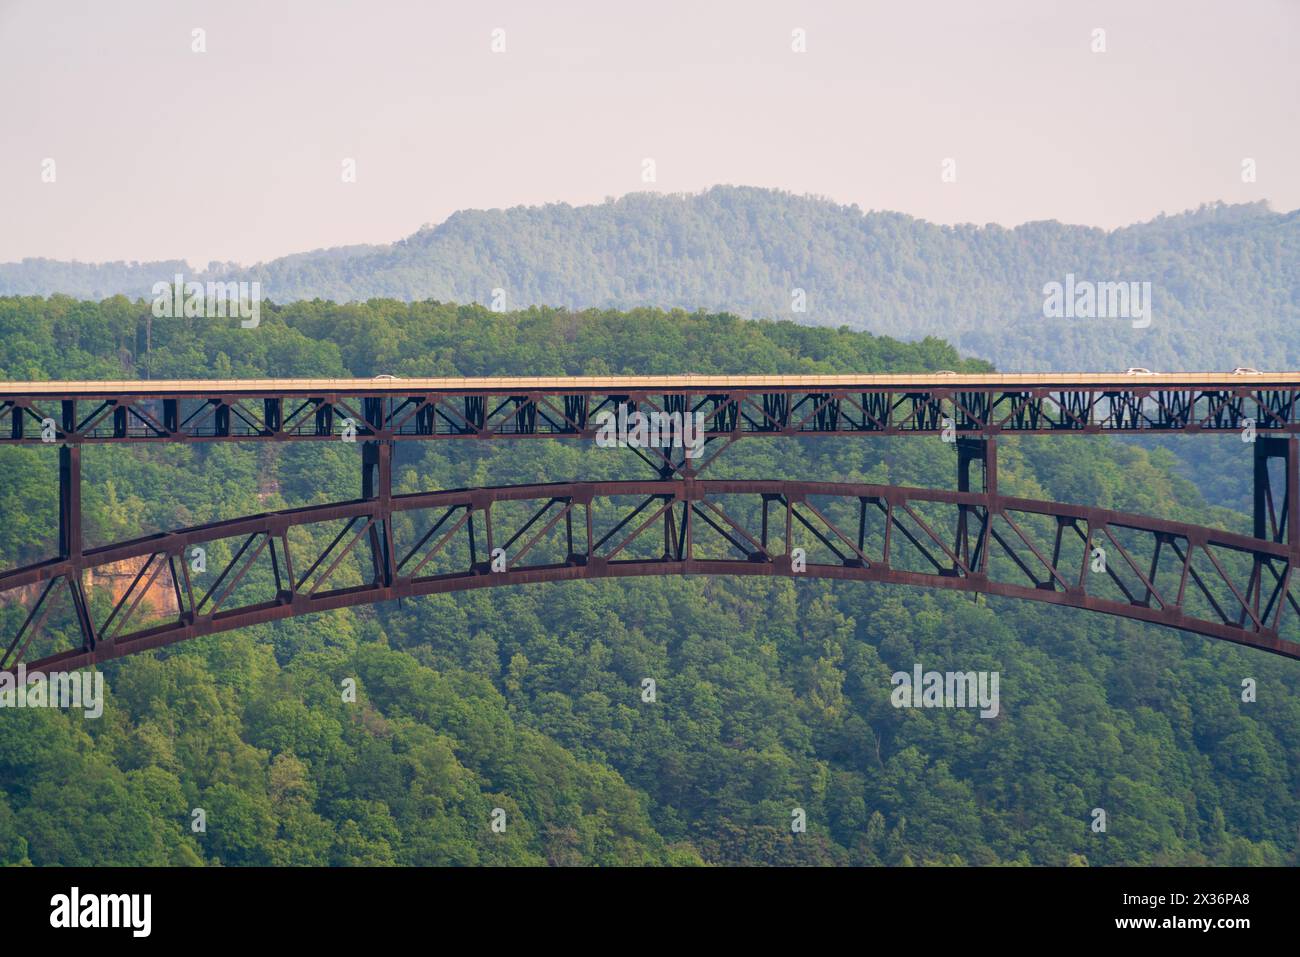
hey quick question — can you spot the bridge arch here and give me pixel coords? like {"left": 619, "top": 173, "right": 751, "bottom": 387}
{"left": 4, "top": 478, "right": 1299, "bottom": 675}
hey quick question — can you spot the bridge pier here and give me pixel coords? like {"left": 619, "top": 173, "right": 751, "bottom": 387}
{"left": 362, "top": 439, "right": 395, "bottom": 588}
{"left": 1253, "top": 435, "right": 1297, "bottom": 547}
{"left": 957, "top": 436, "right": 996, "bottom": 498}
{"left": 955, "top": 437, "right": 995, "bottom": 576}
{"left": 58, "top": 442, "right": 96, "bottom": 652}
{"left": 1245, "top": 436, "right": 1298, "bottom": 630}
{"left": 58, "top": 445, "right": 81, "bottom": 560}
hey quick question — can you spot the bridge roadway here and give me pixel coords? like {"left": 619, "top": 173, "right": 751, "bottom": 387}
{"left": 3, "top": 371, "right": 1299, "bottom": 396}
{"left": 3, "top": 371, "right": 1300, "bottom": 449}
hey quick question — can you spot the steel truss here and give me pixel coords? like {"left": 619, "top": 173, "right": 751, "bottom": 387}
{"left": 5, "top": 377, "right": 1300, "bottom": 673}
{"left": 3, "top": 383, "right": 1300, "bottom": 461}
{"left": 4, "top": 431, "right": 1300, "bottom": 675}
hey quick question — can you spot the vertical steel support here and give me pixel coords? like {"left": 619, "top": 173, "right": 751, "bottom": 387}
{"left": 1247, "top": 436, "right": 1297, "bottom": 630}
{"left": 59, "top": 400, "right": 80, "bottom": 555}
{"left": 264, "top": 397, "right": 282, "bottom": 433}
{"left": 59, "top": 441, "right": 96, "bottom": 651}
{"left": 362, "top": 395, "right": 393, "bottom": 587}
{"left": 956, "top": 436, "right": 995, "bottom": 575}
{"left": 1254, "top": 436, "right": 1292, "bottom": 544}
{"left": 58, "top": 444, "right": 81, "bottom": 559}
{"left": 1290, "top": 436, "right": 1299, "bottom": 557}
{"left": 957, "top": 436, "right": 997, "bottom": 497}
{"left": 362, "top": 440, "right": 394, "bottom": 588}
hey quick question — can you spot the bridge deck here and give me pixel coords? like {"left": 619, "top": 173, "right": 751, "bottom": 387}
{"left": 0, "top": 371, "right": 1297, "bottom": 396}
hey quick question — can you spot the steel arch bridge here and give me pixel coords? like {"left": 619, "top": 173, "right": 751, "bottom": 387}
{"left": 4, "top": 371, "right": 1300, "bottom": 675}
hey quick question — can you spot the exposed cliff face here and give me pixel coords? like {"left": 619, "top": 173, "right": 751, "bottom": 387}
{"left": 0, "top": 558, "right": 179, "bottom": 620}
{"left": 84, "top": 558, "right": 180, "bottom": 618}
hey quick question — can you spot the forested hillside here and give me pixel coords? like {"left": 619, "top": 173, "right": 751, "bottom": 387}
{"left": 2, "top": 187, "right": 1297, "bottom": 372}
{"left": 1, "top": 297, "right": 1298, "bottom": 866}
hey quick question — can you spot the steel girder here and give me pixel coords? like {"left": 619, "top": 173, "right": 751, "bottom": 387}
{"left": 2, "top": 384, "right": 1300, "bottom": 458}
{"left": 5, "top": 476, "right": 1300, "bottom": 676}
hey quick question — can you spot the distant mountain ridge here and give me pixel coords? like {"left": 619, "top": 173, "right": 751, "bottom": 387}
{"left": 4, "top": 186, "right": 1297, "bottom": 371}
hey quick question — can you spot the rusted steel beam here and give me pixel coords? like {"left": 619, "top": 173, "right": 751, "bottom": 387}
{"left": 5, "top": 381, "right": 1300, "bottom": 448}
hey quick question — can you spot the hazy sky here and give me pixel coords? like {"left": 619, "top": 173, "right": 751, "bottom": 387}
{"left": 1, "top": 0, "right": 1296, "bottom": 267}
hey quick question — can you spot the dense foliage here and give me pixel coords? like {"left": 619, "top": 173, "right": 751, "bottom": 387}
{"left": 1, "top": 298, "right": 1297, "bottom": 866}
{"left": 2, "top": 186, "right": 1297, "bottom": 372}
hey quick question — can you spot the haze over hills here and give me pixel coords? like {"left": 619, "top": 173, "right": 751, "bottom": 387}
{"left": 3, "top": 186, "right": 1297, "bottom": 372}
